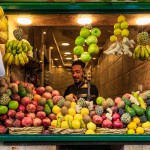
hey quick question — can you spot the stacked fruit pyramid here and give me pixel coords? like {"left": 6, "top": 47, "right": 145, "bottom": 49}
{"left": 73, "top": 25, "right": 101, "bottom": 63}
{"left": 133, "top": 31, "right": 150, "bottom": 61}
{"left": 0, "top": 7, "right": 8, "bottom": 44}
{"left": 104, "top": 15, "right": 135, "bottom": 56}
{"left": 0, "top": 78, "right": 150, "bottom": 134}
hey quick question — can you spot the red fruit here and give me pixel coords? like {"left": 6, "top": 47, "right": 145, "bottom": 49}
{"left": 102, "top": 119, "right": 112, "bottom": 128}
{"left": 7, "top": 109, "right": 16, "bottom": 118}
{"left": 92, "top": 115, "right": 103, "bottom": 125}
{"left": 113, "top": 119, "right": 124, "bottom": 129}
{"left": 122, "top": 93, "right": 130, "bottom": 99}
{"left": 42, "top": 117, "right": 51, "bottom": 127}
{"left": 33, "top": 117, "right": 42, "bottom": 127}
{"left": 89, "top": 110, "right": 96, "bottom": 118}
{"left": 111, "top": 106, "right": 118, "bottom": 113}
{"left": 5, "top": 118, "right": 14, "bottom": 127}
{"left": 11, "top": 93, "right": 21, "bottom": 102}
{"left": 0, "top": 126, "right": 7, "bottom": 134}
{"left": 15, "top": 80, "right": 20, "bottom": 85}
{"left": 42, "top": 130, "right": 50, "bottom": 134}
{"left": 17, "top": 104, "right": 26, "bottom": 112}
{"left": 52, "top": 96, "right": 62, "bottom": 104}
{"left": 21, "top": 97, "right": 32, "bottom": 106}
{"left": 36, "top": 87, "right": 45, "bottom": 95}
{"left": 36, "top": 111, "right": 46, "bottom": 120}
{"left": 36, "top": 106, "right": 44, "bottom": 112}
{"left": 112, "top": 112, "right": 120, "bottom": 121}
{"left": 42, "top": 92, "right": 52, "bottom": 99}
{"left": 28, "top": 83, "right": 35, "bottom": 90}
{"left": 0, "top": 114, "right": 8, "bottom": 121}
{"left": 101, "top": 113, "right": 107, "bottom": 120}
{"left": 26, "top": 103, "right": 36, "bottom": 113}
{"left": 32, "top": 100, "right": 38, "bottom": 107}
{"left": 16, "top": 111, "right": 25, "bottom": 120}
{"left": 22, "top": 117, "right": 33, "bottom": 127}
{"left": 23, "top": 82, "right": 28, "bottom": 87}
{"left": 26, "top": 113, "right": 36, "bottom": 119}
{"left": 31, "top": 89, "right": 37, "bottom": 95}
{"left": 114, "top": 97, "right": 122, "bottom": 105}
{"left": 51, "top": 90, "right": 60, "bottom": 97}
{"left": 13, "top": 119, "right": 21, "bottom": 127}
{"left": 48, "top": 113, "right": 56, "bottom": 121}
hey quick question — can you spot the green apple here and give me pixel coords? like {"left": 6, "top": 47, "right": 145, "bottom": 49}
{"left": 121, "top": 29, "right": 129, "bottom": 37}
{"left": 86, "top": 35, "right": 98, "bottom": 46}
{"left": 8, "top": 100, "right": 19, "bottom": 110}
{"left": 73, "top": 45, "right": 84, "bottom": 56}
{"left": 96, "top": 96, "right": 105, "bottom": 105}
{"left": 88, "top": 44, "right": 99, "bottom": 55}
{"left": 120, "top": 21, "right": 128, "bottom": 29}
{"left": 80, "top": 52, "right": 91, "bottom": 62}
{"left": 75, "top": 36, "right": 85, "bottom": 46}
{"left": 80, "top": 27, "right": 91, "bottom": 39}
{"left": 91, "top": 27, "right": 101, "bottom": 37}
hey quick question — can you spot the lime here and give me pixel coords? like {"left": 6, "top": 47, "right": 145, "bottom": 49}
{"left": 8, "top": 100, "right": 19, "bottom": 110}
{"left": 85, "top": 129, "right": 95, "bottom": 134}
{"left": 118, "top": 15, "right": 126, "bottom": 23}
{"left": 0, "top": 105, "right": 8, "bottom": 115}
{"left": 127, "top": 129, "right": 135, "bottom": 134}
{"left": 136, "top": 127, "right": 144, "bottom": 134}
{"left": 72, "top": 120, "right": 80, "bottom": 129}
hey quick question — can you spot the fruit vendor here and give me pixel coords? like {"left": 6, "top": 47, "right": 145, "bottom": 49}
{"left": 64, "top": 60, "right": 99, "bottom": 104}
{"left": 0, "top": 49, "right": 5, "bottom": 78}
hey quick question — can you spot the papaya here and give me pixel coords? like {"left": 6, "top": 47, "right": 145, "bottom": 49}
{"left": 125, "top": 104, "right": 136, "bottom": 117}
{"left": 131, "top": 104, "right": 145, "bottom": 116}
{"left": 44, "top": 103, "right": 51, "bottom": 115}
{"left": 146, "top": 107, "right": 150, "bottom": 121}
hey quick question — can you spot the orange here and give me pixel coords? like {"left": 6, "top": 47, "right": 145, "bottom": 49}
{"left": 33, "top": 94, "right": 41, "bottom": 101}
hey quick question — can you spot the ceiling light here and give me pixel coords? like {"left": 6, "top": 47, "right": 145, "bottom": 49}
{"left": 66, "top": 57, "right": 72, "bottom": 60}
{"left": 62, "top": 43, "right": 70, "bottom": 46}
{"left": 64, "top": 52, "right": 71, "bottom": 55}
{"left": 136, "top": 17, "right": 150, "bottom": 25}
{"left": 54, "top": 58, "right": 58, "bottom": 60}
{"left": 43, "top": 31, "right": 46, "bottom": 34}
{"left": 58, "top": 66, "right": 62, "bottom": 68}
{"left": 17, "top": 17, "right": 32, "bottom": 25}
{"left": 77, "top": 17, "right": 92, "bottom": 25}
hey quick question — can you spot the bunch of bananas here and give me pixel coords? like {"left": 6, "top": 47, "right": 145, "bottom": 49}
{"left": 3, "top": 39, "right": 33, "bottom": 66}
{"left": 133, "top": 31, "right": 150, "bottom": 61}
{"left": 0, "top": 7, "right": 8, "bottom": 44}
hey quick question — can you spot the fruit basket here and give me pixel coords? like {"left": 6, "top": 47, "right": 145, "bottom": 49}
{"left": 95, "top": 127, "right": 128, "bottom": 134}
{"left": 48, "top": 126, "right": 86, "bottom": 134}
{"left": 8, "top": 126, "right": 43, "bottom": 134}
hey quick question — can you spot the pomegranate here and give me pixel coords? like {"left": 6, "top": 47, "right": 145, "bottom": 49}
{"left": 36, "top": 87, "right": 46, "bottom": 95}
{"left": 36, "top": 111, "right": 46, "bottom": 120}
{"left": 112, "top": 112, "right": 120, "bottom": 121}
{"left": 26, "top": 113, "right": 36, "bottom": 119}
{"left": 102, "top": 119, "right": 112, "bottom": 128}
{"left": 36, "top": 106, "right": 44, "bottom": 112}
{"left": 89, "top": 110, "right": 96, "bottom": 118}
{"left": 48, "top": 113, "right": 56, "bottom": 121}
{"left": 32, "top": 100, "right": 38, "bottom": 107}
{"left": 21, "top": 117, "right": 33, "bottom": 127}
{"left": 113, "top": 119, "right": 124, "bottom": 129}
{"left": 21, "top": 97, "right": 32, "bottom": 106}
{"left": 0, "top": 114, "right": 8, "bottom": 121}
{"left": 42, "top": 92, "right": 52, "bottom": 99}
{"left": 7, "top": 109, "right": 16, "bottom": 118}
{"left": 51, "top": 90, "right": 60, "bottom": 97}
{"left": 17, "top": 104, "right": 26, "bottom": 112}
{"left": 11, "top": 93, "right": 21, "bottom": 102}
{"left": 33, "top": 118, "right": 42, "bottom": 127}
{"left": 42, "top": 117, "right": 51, "bottom": 127}
{"left": 5, "top": 118, "right": 14, "bottom": 127}
{"left": 92, "top": 115, "right": 103, "bottom": 125}
{"left": 111, "top": 106, "right": 118, "bottom": 113}
{"left": 16, "top": 111, "right": 25, "bottom": 120}
{"left": 52, "top": 96, "right": 62, "bottom": 104}
{"left": 26, "top": 103, "right": 36, "bottom": 113}
{"left": 0, "top": 126, "right": 7, "bottom": 134}
{"left": 13, "top": 119, "right": 21, "bottom": 127}
{"left": 101, "top": 113, "right": 107, "bottom": 120}
{"left": 31, "top": 89, "right": 37, "bottom": 95}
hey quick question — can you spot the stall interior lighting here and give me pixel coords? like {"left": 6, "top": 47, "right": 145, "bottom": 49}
{"left": 77, "top": 17, "right": 92, "bottom": 25}
{"left": 62, "top": 43, "right": 70, "bottom": 46}
{"left": 17, "top": 17, "right": 32, "bottom": 25}
{"left": 136, "top": 17, "right": 150, "bottom": 25}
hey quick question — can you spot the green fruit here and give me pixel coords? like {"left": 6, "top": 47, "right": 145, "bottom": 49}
{"left": 114, "top": 23, "right": 120, "bottom": 29}
{"left": 120, "top": 21, "right": 128, "bottom": 29}
{"left": 121, "top": 29, "right": 129, "bottom": 37}
{"left": 96, "top": 96, "right": 105, "bottom": 105}
{"left": 88, "top": 44, "right": 99, "bottom": 55}
{"left": 73, "top": 45, "right": 84, "bottom": 56}
{"left": 8, "top": 100, "right": 19, "bottom": 110}
{"left": 80, "top": 52, "right": 91, "bottom": 63}
{"left": 86, "top": 35, "right": 98, "bottom": 46}
{"left": 75, "top": 36, "right": 85, "bottom": 46}
{"left": 80, "top": 27, "right": 90, "bottom": 39}
{"left": 44, "top": 103, "right": 51, "bottom": 115}
{"left": 47, "top": 99, "right": 54, "bottom": 108}
{"left": 114, "top": 28, "right": 121, "bottom": 36}
{"left": 0, "top": 105, "right": 8, "bottom": 115}
{"left": 91, "top": 27, "right": 101, "bottom": 37}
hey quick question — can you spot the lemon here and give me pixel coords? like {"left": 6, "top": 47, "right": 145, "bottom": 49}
{"left": 61, "top": 121, "right": 69, "bottom": 128}
{"left": 133, "top": 117, "right": 141, "bottom": 125}
{"left": 52, "top": 105, "right": 61, "bottom": 115}
{"left": 72, "top": 120, "right": 80, "bottom": 129}
{"left": 85, "top": 129, "right": 95, "bottom": 134}
{"left": 80, "top": 108, "right": 89, "bottom": 116}
{"left": 68, "top": 108, "right": 76, "bottom": 116}
{"left": 127, "top": 129, "right": 135, "bottom": 134}
{"left": 120, "top": 21, "right": 128, "bottom": 29}
{"left": 118, "top": 15, "right": 126, "bottom": 23}
{"left": 142, "top": 121, "right": 150, "bottom": 128}
{"left": 110, "top": 35, "right": 117, "bottom": 42}
{"left": 127, "top": 122, "right": 137, "bottom": 130}
{"left": 64, "top": 114, "right": 73, "bottom": 121}
{"left": 71, "top": 102, "right": 76, "bottom": 108}
{"left": 114, "top": 23, "right": 120, "bottom": 29}
{"left": 74, "top": 114, "right": 83, "bottom": 121}
{"left": 87, "top": 122, "right": 96, "bottom": 131}
{"left": 136, "top": 127, "right": 144, "bottom": 134}
{"left": 121, "top": 29, "right": 129, "bottom": 37}
{"left": 113, "top": 28, "right": 121, "bottom": 36}
{"left": 51, "top": 120, "right": 57, "bottom": 127}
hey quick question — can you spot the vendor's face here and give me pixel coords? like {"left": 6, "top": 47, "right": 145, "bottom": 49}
{"left": 71, "top": 65, "right": 84, "bottom": 83}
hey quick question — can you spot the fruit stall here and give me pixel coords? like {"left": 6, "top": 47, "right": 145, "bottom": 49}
{"left": 1, "top": 1, "right": 150, "bottom": 150}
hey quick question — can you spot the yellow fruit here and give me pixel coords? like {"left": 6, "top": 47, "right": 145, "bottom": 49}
{"left": 72, "top": 120, "right": 80, "bottom": 129}
{"left": 118, "top": 15, "right": 126, "bottom": 23}
{"left": 136, "top": 127, "right": 144, "bottom": 134}
{"left": 71, "top": 102, "right": 76, "bottom": 108}
{"left": 0, "top": 20, "right": 7, "bottom": 31}
{"left": 61, "top": 121, "right": 69, "bottom": 128}
{"left": 52, "top": 105, "right": 61, "bottom": 115}
{"left": 142, "top": 121, "right": 150, "bottom": 128}
{"left": 114, "top": 23, "right": 120, "bottom": 29}
{"left": 56, "top": 112, "right": 64, "bottom": 120}
{"left": 121, "top": 29, "right": 129, "bottom": 37}
{"left": 80, "top": 108, "right": 89, "bottom": 116}
{"left": 120, "top": 21, "right": 128, "bottom": 29}
{"left": 85, "top": 129, "right": 95, "bottom": 134}
{"left": 127, "top": 129, "right": 135, "bottom": 134}
{"left": 64, "top": 114, "right": 73, "bottom": 121}
{"left": 127, "top": 122, "right": 137, "bottom": 130}
{"left": 51, "top": 120, "right": 57, "bottom": 127}
{"left": 133, "top": 117, "right": 141, "bottom": 125}
{"left": 87, "top": 122, "right": 96, "bottom": 131}
{"left": 110, "top": 35, "right": 117, "bottom": 42}
{"left": 74, "top": 114, "right": 83, "bottom": 121}
{"left": 68, "top": 108, "right": 76, "bottom": 116}
{"left": 113, "top": 28, "right": 121, "bottom": 36}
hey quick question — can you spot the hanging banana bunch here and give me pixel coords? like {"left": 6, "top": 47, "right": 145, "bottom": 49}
{"left": 133, "top": 31, "right": 150, "bottom": 61}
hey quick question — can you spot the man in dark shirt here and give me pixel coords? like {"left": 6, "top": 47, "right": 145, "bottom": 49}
{"left": 64, "top": 60, "right": 98, "bottom": 104}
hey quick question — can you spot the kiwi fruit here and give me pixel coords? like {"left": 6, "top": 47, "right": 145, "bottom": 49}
{"left": 38, "top": 97, "right": 47, "bottom": 106}
{"left": 64, "top": 101, "right": 71, "bottom": 109}
{"left": 65, "top": 94, "right": 73, "bottom": 102}
{"left": 61, "top": 106, "right": 68, "bottom": 116}
{"left": 11, "top": 85, "right": 18, "bottom": 94}
{"left": 83, "top": 115, "right": 91, "bottom": 124}
{"left": 102, "top": 101, "right": 109, "bottom": 109}
{"left": 45, "top": 86, "right": 53, "bottom": 93}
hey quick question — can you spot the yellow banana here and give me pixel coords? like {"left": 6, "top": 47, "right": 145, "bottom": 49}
{"left": 12, "top": 40, "right": 19, "bottom": 49}
{"left": 134, "top": 46, "right": 141, "bottom": 59}
{"left": 140, "top": 46, "right": 145, "bottom": 59}
{"left": 137, "top": 96, "right": 147, "bottom": 110}
{"left": 3, "top": 52, "right": 11, "bottom": 62}
{"left": 146, "top": 45, "right": 150, "bottom": 55}
{"left": 5, "top": 40, "right": 12, "bottom": 49}
{"left": 67, "top": 118, "right": 72, "bottom": 129}
{"left": 18, "top": 53, "right": 25, "bottom": 66}
{"left": 80, "top": 119, "right": 86, "bottom": 128}
{"left": 16, "top": 41, "right": 22, "bottom": 50}
{"left": 21, "top": 51, "right": 29, "bottom": 64}
{"left": 14, "top": 54, "right": 20, "bottom": 66}
{"left": 7, "top": 54, "right": 14, "bottom": 65}
{"left": 22, "top": 43, "right": 28, "bottom": 52}
{"left": 144, "top": 46, "right": 150, "bottom": 60}
{"left": 17, "top": 46, "right": 23, "bottom": 53}
{"left": 6, "top": 46, "right": 12, "bottom": 53}
{"left": 56, "top": 117, "right": 61, "bottom": 128}
{"left": 134, "top": 45, "right": 141, "bottom": 55}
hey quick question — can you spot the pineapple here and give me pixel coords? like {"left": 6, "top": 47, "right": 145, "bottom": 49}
{"left": 106, "top": 98, "right": 115, "bottom": 107}
{"left": 57, "top": 98, "right": 65, "bottom": 108}
{"left": 121, "top": 113, "right": 131, "bottom": 124}
{"left": 137, "top": 31, "right": 149, "bottom": 45}
{"left": 95, "top": 105, "right": 104, "bottom": 116}
{"left": 77, "top": 98, "right": 87, "bottom": 107}
{"left": 0, "top": 94, "right": 11, "bottom": 105}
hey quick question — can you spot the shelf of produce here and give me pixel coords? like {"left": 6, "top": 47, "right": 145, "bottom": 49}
{"left": 1, "top": 134, "right": 150, "bottom": 143}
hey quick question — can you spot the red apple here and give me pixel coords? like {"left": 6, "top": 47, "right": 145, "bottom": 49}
{"left": 26, "top": 103, "right": 36, "bottom": 113}
{"left": 21, "top": 117, "right": 33, "bottom": 127}
{"left": 42, "top": 117, "right": 51, "bottom": 127}
{"left": 36, "top": 111, "right": 46, "bottom": 120}
{"left": 48, "top": 113, "right": 56, "bottom": 121}
{"left": 92, "top": 115, "right": 103, "bottom": 125}
{"left": 33, "top": 117, "right": 42, "bottom": 127}
{"left": 36, "top": 87, "right": 45, "bottom": 95}
{"left": 102, "top": 119, "right": 112, "bottom": 129}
